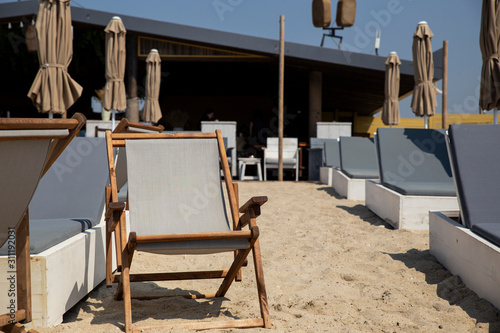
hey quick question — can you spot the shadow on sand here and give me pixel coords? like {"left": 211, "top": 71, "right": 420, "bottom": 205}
{"left": 61, "top": 281, "right": 237, "bottom": 331}
{"left": 386, "top": 249, "right": 500, "bottom": 332}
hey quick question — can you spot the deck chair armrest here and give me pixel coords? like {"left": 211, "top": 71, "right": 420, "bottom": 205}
{"left": 239, "top": 196, "right": 267, "bottom": 213}
{"left": 105, "top": 201, "right": 126, "bottom": 220}
{"left": 239, "top": 196, "right": 267, "bottom": 228}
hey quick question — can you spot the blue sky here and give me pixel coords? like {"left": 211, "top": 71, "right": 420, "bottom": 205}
{"left": 4, "top": 0, "right": 482, "bottom": 118}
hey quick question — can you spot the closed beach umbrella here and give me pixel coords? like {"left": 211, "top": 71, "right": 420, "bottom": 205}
{"left": 382, "top": 52, "right": 401, "bottom": 127}
{"left": 480, "top": 0, "right": 500, "bottom": 123}
{"left": 27, "top": 0, "right": 82, "bottom": 115}
{"left": 142, "top": 49, "right": 162, "bottom": 123}
{"left": 104, "top": 16, "right": 127, "bottom": 117}
{"left": 411, "top": 21, "right": 437, "bottom": 126}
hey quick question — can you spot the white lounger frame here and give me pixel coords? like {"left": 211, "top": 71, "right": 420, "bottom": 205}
{"left": 331, "top": 168, "right": 376, "bottom": 201}
{"left": 430, "top": 210, "right": 500, "bottom": 310}
{"left": 319, "top": 166, "right": 333, "bottom": 186}
{"left": 366, "top": 180, "right": 458, "bottom": 230}
{"left": 0, "top": 215, "right": 110, "bottom": 327}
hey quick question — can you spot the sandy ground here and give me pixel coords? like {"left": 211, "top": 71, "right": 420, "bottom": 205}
{"left": 35, "top": 181, "right": 500, "bottom": 333}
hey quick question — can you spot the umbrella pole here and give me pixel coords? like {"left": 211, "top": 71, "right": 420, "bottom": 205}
{"left": 48, "top": 112, "right": 53, "bottom": 119}
{"left": 495, "top": 108, "right": 498, "bottom": 124}
{"left": 112, "top": 110, "right": 116, "bottom": 129}
{"left": 424, "top": 115, "right": 428, "bottom": 129}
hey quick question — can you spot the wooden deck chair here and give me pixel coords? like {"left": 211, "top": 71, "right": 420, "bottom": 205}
{"left": 0, "top": 114, "right": 85, "bottom": 333}
{"left": 104, "top": 130, "right": 270, "bottom": 332}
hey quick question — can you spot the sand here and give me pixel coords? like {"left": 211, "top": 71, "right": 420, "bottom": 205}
{"left": 35, "top": 181, "right": 500, "bottom": 333}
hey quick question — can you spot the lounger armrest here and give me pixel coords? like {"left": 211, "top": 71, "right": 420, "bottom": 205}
{"left": 239, "top": 196, "right": 268, "bottom": 213}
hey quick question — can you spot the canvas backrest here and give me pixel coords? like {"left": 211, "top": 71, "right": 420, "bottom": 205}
{"left": 0, "top": 129, "right": 68, "bottom": 247}
{"left": 376, "top": 128, "right": 452, "bottom": 185}
{"left": 29, "top": 137, "right": 109, "bottom": 222}
{"left": 125, "top": 138, "right": 230, "bottom": 235}
{"left": 266, "top": 137, "right": 298, "bottom": 159}
{"left": 447, "top": 125, "right": 500, "bottom": 228}
{"left": 339, "top": 136, "right": 377, "bottom": 172}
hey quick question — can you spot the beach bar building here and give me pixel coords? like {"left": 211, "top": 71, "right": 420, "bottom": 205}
{"left": 0, "top": 1, "right": 444, "bottom": 141}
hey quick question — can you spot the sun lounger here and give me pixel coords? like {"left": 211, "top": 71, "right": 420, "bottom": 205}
{"left": 0, "top": 136, "right": 111, "bottom": 327}
{"left": 331, "top": 136, "right": 378, "bottom": 200}
{"left": 365, "top": 128, "right": 458, "bottom": 229}
{"left": 319, "top": 138, "right": 340, "bottom": 186}
{"left": 430, "top": 124, "right": 500, "bottom": 311}
{"left": 0, "top": 115, "right": 85, "bottom": 331}
{"left": 104, "top": 130, "right": 270, "bottom": 332}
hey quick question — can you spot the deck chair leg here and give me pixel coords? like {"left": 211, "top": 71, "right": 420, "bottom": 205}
{"left": 114, "top": 220, "right": 123, "bottom": 271}
{"left": 216, "top": 247, "right": 252, "bottom": 297}
{"left": 16, "top": 211, "right": 31, "bottom": 323}
{"left": 120, "top": 247, "right": 133, "bottom": 333}
{"left": 115, "top": 213, "right": 130, "bottom": 301}
{"left": 251, "top": 236, "right": 271, "bottom": 328}
{"left": 105, "top": 222, "right": 113, "bottom": 287}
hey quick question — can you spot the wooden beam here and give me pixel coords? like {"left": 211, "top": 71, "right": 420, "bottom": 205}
{"left": 113, "top": 270, "right": 228, "bottom": 283}
{"left": 278, "top": 15, "right": 285, "bottom": 181}
{"left": 134, "top": 230, "right": 252, "bottom": 243}
{"left": 131, "top": 318, "right": 265, "bottom": 332}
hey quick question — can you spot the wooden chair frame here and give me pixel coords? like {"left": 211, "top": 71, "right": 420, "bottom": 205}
{"left": 104, "top": 130, "right": 270, "bottom": 332}
{"left": 111, "top": 118, "right": 164, "bottom": 134}
{"left": 0, "top": 113, "right": 86, "bottom": 333}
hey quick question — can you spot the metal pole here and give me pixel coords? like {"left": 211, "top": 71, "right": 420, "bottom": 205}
{"left": 278, "top": 15, "right": 285, "bottom": 181}
{"left": 442, "top": 40, "right": 448, "bottom": 129}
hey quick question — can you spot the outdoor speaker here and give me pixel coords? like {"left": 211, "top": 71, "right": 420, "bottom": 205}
{"left": 312, "top": 0, "right": 332, "bottom": 28}
{"left": 336, "top": 0, "right": 356, "bottom": 27}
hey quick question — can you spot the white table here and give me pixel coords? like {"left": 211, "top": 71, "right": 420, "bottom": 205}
{"left": 238, "top": 157, "right": 262, "bottom": 181}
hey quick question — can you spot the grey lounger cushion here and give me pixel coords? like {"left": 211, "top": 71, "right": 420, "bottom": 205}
{"left": 448, "top": 125, "right": 500, "bottom": 246}
{"left": 324, "top": 139, "right": 340, "bottom": 168}
{"left": 29, "top": 137, "right": 108, "bottom": 222}
{"left": 376, "top": 128, "right": 454, "bottom": 196}
{"left": 0, "top": 218, "right": 97, "bottom": 255}
{"left": 339, "top": 136, "right": 378, "bottom": 179}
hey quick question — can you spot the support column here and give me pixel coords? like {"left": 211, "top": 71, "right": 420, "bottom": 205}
{"left": 126, "top": 35, "right": 139, "bottom": 123}
{"left": 309, "top": 71, "right": 322, "bottom": 138}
